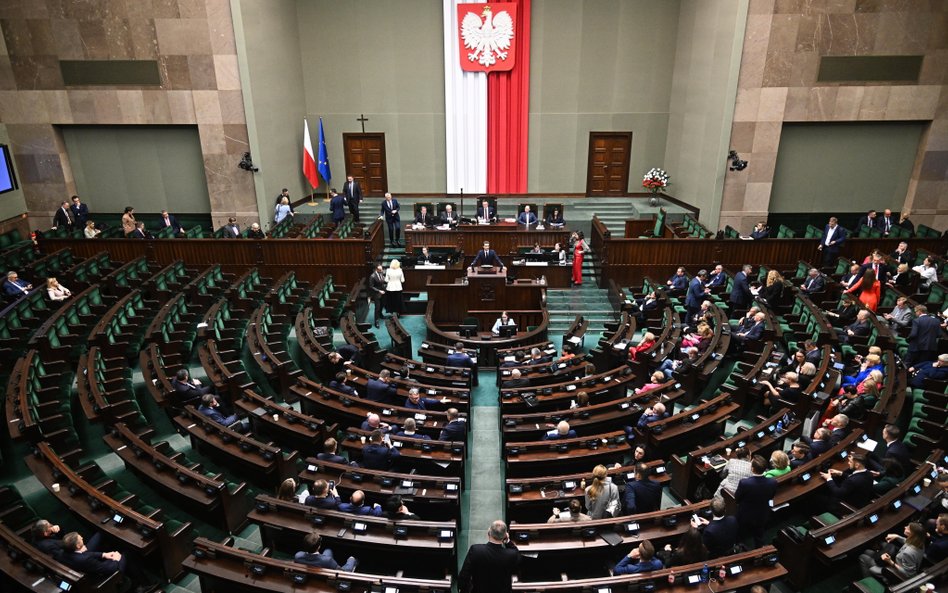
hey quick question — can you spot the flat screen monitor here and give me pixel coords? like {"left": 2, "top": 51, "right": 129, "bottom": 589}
{"left": 0, "top": 145, "right": 17, "bottom": 194}
{"left": 459, "top": 324, "right": 478, "bottom": 338}
{"left": 498, "top": 324, "right": 518, "bottom": 338}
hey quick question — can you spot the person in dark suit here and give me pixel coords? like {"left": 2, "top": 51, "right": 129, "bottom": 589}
{"left": 750, "top": 221, "right": 769, "bottom": 240}
{"left": 304, "top": 479, "right": 341, "bottom": 509}
{"left": 129, "top": 221, "right": 148, "bottom": 239}
{"left": 328, "top": 344, "right": 362, "bottom": 375}
{"left": 367, "top": 264, "right": 385, "bottom": 327}
{"left": 316, "top": 437, "right": 349, "bottom": 465}
{"left": 379, "top": 192, "right": 401, "bottom": 246}
{"left": 859, "top": 252, "right": 889, "bottom": 286}
{"left": 439, "top": 408, "right": 466, "bottom": 441}
{"left": 58, "top": 532, "right": 142, "bottom": 587}
{"left": 909, "top": 354, "right": 948, "bottom": 388}
{"left": 447, "top": 342, "right": 475, "bottom": 369}
{"left": 820, "top": 452, "right": 874, "bottom": 514}
{"left": 246, "top": 222, "right": 264, "bottom": 239}
{"left": 342, "top": 175, "right": 363, "bottom": 221}
{"left": 614, "top": 540, "right": 664, "bottom": 574}
{"left": 622, "top": 463, "right": 662, "bottom": 514}
{"left": 198, "top": 394, "right": 238, "bottom": 426}
{"left": 458, "top": 520, "right": 521, "bottom": 593}
{"left": 469, "top": 241, "right": 506, "bottom": 273}
{"left": 878, "top": 208, "right": 895, "bottom": 235}
{"left": 337, "top": 489, "right": 383, "bottom": 516}
{"left": 905, "top": 305, "right": 941, "bottom": 366}
{"left": 685, "top": 270, "right": 709, "bottom": 320}
{"left": 329, "top": 189, "right": 346, "bottom": 226}
{"left": 867, "top": 424, "right": 911, "bottom": 473}
{"left": 857, "top": 209, "right": 878, "bottom": 231}
{"left": 158, "top": 210, "right": 184, "bottom": 235}
{"left": 729, "top": 264, "right": 753, "bottom": 317}
{"left": 414, "top": 205, "right": 434, "bottom": 226}
{"left": 693, "top": 498, "right": 739, "bottom": 558}
{"left": 3, "top": 271, "right": 32, "bottom": 297}
{"left": 405, "top": 387, "right": 441, "bottom": 410}
{"left": 666, "top": 267, "right": 689, "bottom": 293}
{"left": 328, "top": 372, "right": 358, "bottom": 397}
{"left": 52, "top": 200, "right": 74, "bottom": 230}
{"left": 70, "top": 195, "right": 89, "bottom": 227}
{"left": 361, "top": 430, "right": 399, "bottom": 470}
{"left": 517, "top": 205, "right": 538, "bottom": 226}
{"left": 800, "top": 268, "right": 825, "bottom": 295}
{"left": 827, "top": 414, "right": 849, "bottom": 446}
{"left": 733, "top": 312, "right": 766, "bottom": 346}
{"left": 294, "top": 533, "right": 358, "bottom": 571}
{"left": 440, "top": 204, "right": 459, "bottom": 226}
{"left": 734, "top": 455, "right": 778, "bottom": 547}
{"left": 706, "top": 265, "right": 727, "bottom": 288}
{"left": 818, "top": 217, "right": 847, "bottom": 266}
{"left": 220, "top": 217, "right": 241, "bottom": 238}
{"left": 365, "top": 370, "right": 398, "bottom": 404}
{"left": 803, "top": 340, "right": 821, "bottom": 365}
{"left": 841, "top": 309, "right": 871, "bottom": 342}
{"left": 476, "top": 200, "right": 496, "bottom": 223}
{"left": 396, "top": 417, "right": 431, "bottom": 440}
{"left": 890, "top": 241, "right": 913, "bottom": 265}
{"left": 546, "top": 208, "right": 565, "bottom": 227}
{"left": 788, "top": 441, "right": 812, "bottom": 469}
{"left": 501, "top": 368, "right": 529, "bottom": 389}
{"left": 542, "top": 420, "right": 577, "bottom": 441}
{"left": 171, "top": 369, "right": 213, "bottom": 406}
{"left": 805, "top": 428, "right": 833, "bottom": 458}
{"left": 31, "top": 519, "right": 65, "bottom": 558}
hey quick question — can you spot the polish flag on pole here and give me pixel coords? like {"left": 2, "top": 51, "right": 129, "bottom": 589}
{"left": 302, "top": 118, "right": 319, "bottom": 189}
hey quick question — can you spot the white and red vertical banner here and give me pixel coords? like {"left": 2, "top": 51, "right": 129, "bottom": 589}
{"left": 445, "top": 0, "right": 530, "bottom": 195}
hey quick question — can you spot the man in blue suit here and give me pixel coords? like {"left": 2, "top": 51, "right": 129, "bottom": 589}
{"left": 622, "top": 463, "right": 662, "bottom": 515}
{"left": 542, "top": 420, "right": 577, "bottom": 441}
{"left": 686, "top": 270, "right": 709, "bottom": 320}
{"left": 868, "top": 424, "right": 911, "bottom": 473}
{"left": 706, "top": 264, "right": 727, "bottom": 288}
{"left": 800, "top": 268, "right": 825, "bottom": 295}
{"left": 666, "top": 267, "right": 688, "bottom": 294}
{"left": 198, "top": 394, "right": 238, "bottom": 426}
{"left": 294, "top": 533, "right": 358, "bottom": 571}
{"left": 694, "top": 498, "right": 739, "bottom": 558}
{"left": 379, "top": 192, "right": 401, "bottom": 247}
{"left": 818, "top": 217, "right": 846, "bottom": 266}
{"left": 158, "top": 210, "right": 184, "bottom": 235}
{"left": 729, "top": 264, "right": 753, "bottom": 318}
{"left": 304, "top": 479, "right": 341, "bottom": 509}
{"left": 337, "top": 490, "right": 383, "bottom": 516}
{"left": 59, "top": 532, "right": 147, "bottom": 589}
{"left": 476, "top": 199, "right": 496, "bottom": 223}
{"left": 820, "top": 452, "right": 874, "bottom": 514}
{"left": 366, "top": 370, "right": 398, "bottom": 404}
{"left": 70, "top": 195, "right": 89, "bottom": 227}
{"left": 446, "top": 341, "right": 478, "bottom": 386}
{"left": 906, "top": 305, "right": 941, "bottom": 366}
{"left": 733, "top": 311, "right": 765, "bottom": 346}
{"left": 439, "top": 408, "right": 466, "bottom": 441}
{"left": 361, "top": 430, "right": 399, "bottom": 470}
{"left": 3, "top": 271, "right": 32, "bottom": 297}
{"left": 517, "top": 205, "right": 538, "bottom": 226}
{"left": 329, "top": 189, "right": 346, "bottom": 226}
{"left": 469, "top": 241, "right": 506, "bottom": 274}
{"left": 735, "top": 456, "right": 778, "bottom": 547}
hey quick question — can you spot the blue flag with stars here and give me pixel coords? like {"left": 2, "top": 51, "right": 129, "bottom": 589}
{"left": 317, "top": 117, "right": 332, "bottom": 183}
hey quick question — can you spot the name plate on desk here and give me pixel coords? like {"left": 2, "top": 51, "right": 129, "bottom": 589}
{"left": 416, "top": 264, "right": 445, "bottom": 270}
{"left": 523, "top": 261, "right": 548, "bottom": 267}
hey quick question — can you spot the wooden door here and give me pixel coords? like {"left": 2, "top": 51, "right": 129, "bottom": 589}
{"left": 343, "top": 133, "right": 388, "bottom": 196}
{"left": 586, "top": 132, "right": 632, "bottom": 195}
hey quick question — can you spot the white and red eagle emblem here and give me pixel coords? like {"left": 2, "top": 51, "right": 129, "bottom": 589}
{"left": 457, "top": 3, "right": 516, "bottom": 72}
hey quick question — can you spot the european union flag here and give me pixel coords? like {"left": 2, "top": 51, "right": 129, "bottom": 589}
{"left": 317, "top": 117, "right": 332, "bottom": 183}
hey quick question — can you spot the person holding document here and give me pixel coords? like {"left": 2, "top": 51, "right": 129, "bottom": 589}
{"left": 476, "top": 200, "right": 496, "bottom": 224}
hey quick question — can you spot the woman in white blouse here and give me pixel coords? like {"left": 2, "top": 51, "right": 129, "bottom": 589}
{"left": 46, "top": 277, "right": 72, "bottom": 301}
{"left": 384, "top": 259, "right": 405, "bottom": 316}
{"left": 83, "top": 220, "right": 101, "bottom": 239}
{"left": 913, "top": 256, "right": 938, "bottom": 288}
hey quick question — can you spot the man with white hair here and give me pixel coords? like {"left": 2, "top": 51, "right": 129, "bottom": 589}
{"left": 800, "top": 268, "right": 825, "bottom": 294}
{"left": 909, "top": 353, "right": 948, "bottom": 388}
{"left": 360, "top": 412, "right": 391, "bottom": 433}
{"left": 396, "top": 417, "right": 431, "bottom": 440}
{"left": 636, "top": 402, "right": 668, "bottom": 429}
{"left": 543, "top": 420, "right": 577, "bottom": 441}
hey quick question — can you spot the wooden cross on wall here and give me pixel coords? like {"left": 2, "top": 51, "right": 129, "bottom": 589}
{"left": 357, "top": 114, "right": 369, "bottom": 133}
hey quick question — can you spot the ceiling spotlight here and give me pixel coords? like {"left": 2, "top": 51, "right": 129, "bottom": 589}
{"left": 728, "top": 150, "right": 748, "bottom": 171}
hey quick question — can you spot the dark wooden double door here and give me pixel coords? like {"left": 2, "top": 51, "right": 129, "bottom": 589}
{"left": 586, "top": 132, "right": 632, "bottom": 195}
{"left": 343, "top": 133, "right": 388, "bottom": 196}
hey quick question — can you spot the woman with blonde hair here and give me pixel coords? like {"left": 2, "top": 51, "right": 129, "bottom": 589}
{"left": 46, "top": 277, "right": 72, "bottom": 301}
{"left": 276, "top": 478, "right": 297, "bottom": 501}
{"left": 384, "top": 259, "right": 405, "bottom": 317}
{"left": 584, "top": 464, "right": 620, "bottom": 519}
{"left": 635, "top": 371, "right": 666, "bottom": 395}
{"left": 83, "top": 220, "right": 101, "bottom": 239}
{"left": 763, "top": 450, "right": 791, "bottom": 478}
{"left": 628, "top": 331, "right": 656, "bottom": 362}
{"left": 759, "top": 269, "right": 784, "bottom": 304}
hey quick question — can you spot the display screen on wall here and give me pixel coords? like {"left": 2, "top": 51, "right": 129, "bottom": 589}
{"left": 0, "top": 144, "right": 18, "bottom": 195}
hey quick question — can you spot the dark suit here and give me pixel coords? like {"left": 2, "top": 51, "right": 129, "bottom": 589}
{"left": 221, "top": 224, "right": 240, "bottom": 238}
{"left": 517, "top": 211, "right": 537, "bottom": 226}
{"left": 868, "top": 439, "right": 911, "bottom": 473}
{"left": 440, "top": 210, "right": 458, "bottom": 226}
{"left": 702, "top": 516, "right": 739, "bottom": 558}
{"left": 294, "top": 549, "right": 357, "bottom": 571}
{"left": 337, "top": 501, "right": 383, "bottom": 516}
{"left": 623, "top": 477, "right": 662, "bottom": 514}
{"left": 368, "top": 270, "right": 386, "bottom": 323}
{"left": 878, "top": 215, "right": 894, "bottom": 235}
{"left": 735, "top": 474, "right": 777, "bottom": 546}
{"left": 34, "top": 535, "right": 64, "bottom": 558}
{"left": 707, "top": 272, "right": 727, "bottom": 288}
{"left": 906, "top": 314, "right": 941, "bottom": 365}
{"left": 471, "top": 249, "right": 503, "bottom": 269}
{"left": 380, "top": 198, "right": 401, "bottom": 243}
{"left": 329, "top": 194, "right": 347, "bottom": 224}
{"left": 365, "top": 378, "right": 397, "bottom": 404}
{"left": 171, "top": 378, "right": 212, "bottom": 405}
{"left": 70, "top": 202, "right": 89, "bottom": 226}
{"left": 542, "top": 429, "right": 577, "bottom": 441}
{"left": 3, "top": 279, "right": 31, "bottom": 296}
{"left": 328, "top": 380, "right": 357, "bottom": 397}
{"left": 802, "top": 275, "right": 825, "bottom": 294}
{"left": 729, "top": 271, "right": 752, "bottom": 311}
{"left": 685, "top": 277, "right": 705, "bottom": 318}
{"left": 197, "top": 404, "right": 237, "bottom": 426}
{"left": 859, "top": 262, "right": 889, "bottom": 286}
{"left": 547, "top": 213, "right": 565, "bottom": 227}
{"left": 819, "top": 224, "right": 846, "bottom": 265}
{"left": 857, "top": 215, "right": 877, "bottom": 230}
{"left": 446, "top": 351, "right": 474, "bottom": 369}
{"left": 805, "top": 348, "right": 822, "bottom": 366}
{"left": 342, "top": 179, "right": 363, "bottom": 221}
{"left": 414, "top": 211, "right": 435, "bottom": 226}
{"left": 458, "top": 541, "right": 521, "bottom": 593}
{"left": 53, "top": 207, "right": 73, "bottom": 230}
{"left": 736, "top": 321, "right": 764, "bottom": 344}
{"left": 316, "top": 452, "right": 348, "bottom": 465}
{"left": 59, "top": 549, "right": 125, "bottom": 577}
{"left": 159, "top": 214, "right": 183, "bottom": 235}
{"left": 668, "top": 274, "right": 688, "bottom": 292}
{"left": 807, "top": 438, "right": 831, "bottom": 458}
{"left": 824, "top": 469, "right": 874, "bottom": 513}
{"left": 476, "top": 205, "right": 496, "bottom": 222}
{"left": 303, "top": 493, "right": 340, "bottom": 509}
{"left": 361, "top": 442, "right": 398, "bottom": 470}
{"left": 890, "top": 249, "right": 913, "bottom": 265}
{"left": 829, "top": 427, "right": 847, "bottom": 446}
{"left": 909, "top": 360, "right": 948, "bottom": 388}
{"left": 439, "top": 419, "right": 466, "bottom": 441}
{"left": 129, "top": 228, "right": 146, "bottom": 239}
{"left": 750, "top": 228, "right": 770, "bottom": 240}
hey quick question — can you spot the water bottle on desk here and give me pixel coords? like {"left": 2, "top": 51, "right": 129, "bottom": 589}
{"left": 700, "top": 563, "right": 709, "bottom": 583}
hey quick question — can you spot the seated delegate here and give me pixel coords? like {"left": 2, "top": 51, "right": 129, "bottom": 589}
{"left": 517, "top": 206, "right": 538, "bottom": 226}
{"left": 492, "top": 311, "right": 516, "bottom": 335}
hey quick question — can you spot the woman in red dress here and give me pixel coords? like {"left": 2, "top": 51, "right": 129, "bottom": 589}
{"left": 572, "top": 231, "right": 589, "bottom": 286}
{"left": 845, "top": 268, "right": 880, "bottom": 312}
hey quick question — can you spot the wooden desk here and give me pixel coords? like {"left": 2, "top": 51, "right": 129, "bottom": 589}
{"left": 405, "top": 222, "right": 570, "bottom": 256}
{"left": 426, "top": 274, "right": 545, "bottom": 322}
